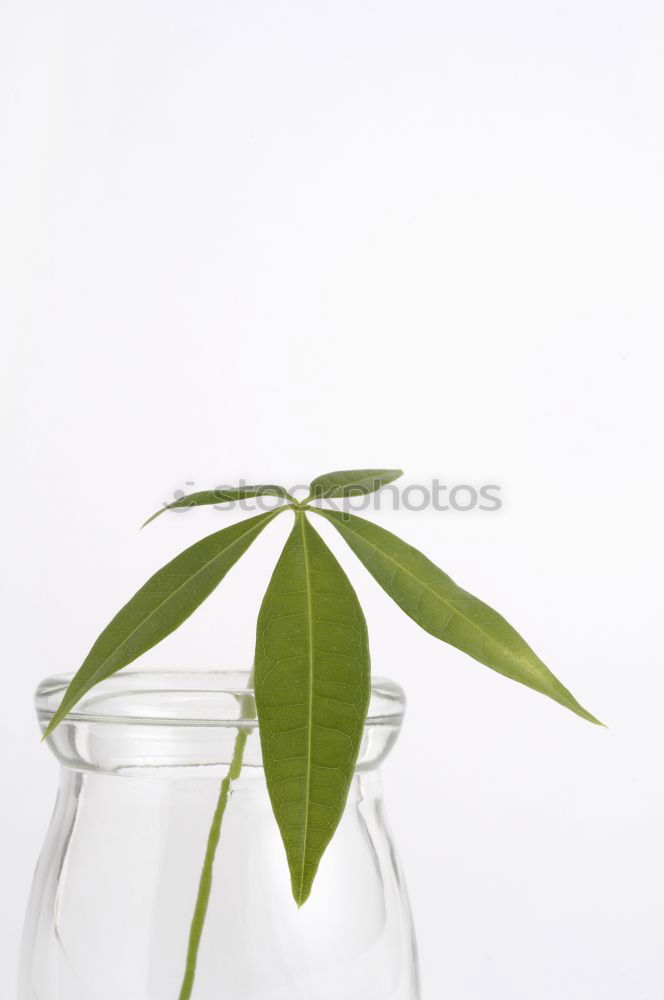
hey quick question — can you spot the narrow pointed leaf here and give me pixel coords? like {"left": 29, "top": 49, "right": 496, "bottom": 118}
{"left": 254, "top": 513, "right": 371, "bottom": 906}
{"left": 308, "top": 468, "right": 403, "bottom": 499}
{"left": 316, "top": 509, "right": 601, "bottom": 725}
{"left": 45, "top": 509, "right": 282, "bottom": 737}
{"left": 142, "top": 485, "right": 288, "bottom": 527}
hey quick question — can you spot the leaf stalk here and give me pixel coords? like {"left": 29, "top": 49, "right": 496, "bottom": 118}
{"left": 177, "top": 711, "right": 251, "bottom": 999}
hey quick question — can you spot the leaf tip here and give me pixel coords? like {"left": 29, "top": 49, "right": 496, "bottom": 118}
{"left": 140, "top": 510, "right": 160, "bottom": 529}
{"left": 293, "top": 884, "right": 312, "bottom": 909}
{"left": 41, "top": 717, "right": 57, "bottom": 742}
{"left": 570, "top": 703, "right": 605, "bottom": 728}
{"left": 569, "top": 698, "right": 605, "bottom": 727}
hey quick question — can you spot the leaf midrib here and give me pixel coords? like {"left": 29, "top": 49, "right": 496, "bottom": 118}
{"left": 317, "top": 510, "right": 600, "bottom": 724}
{"left": 316, "top": 510, "right": 531, "bottom": 667}
{"left": 69, "top": 510, "right": 281, "bottom": 706}
{"left": 298, "top": 512, "right": 315, "bottom": 906}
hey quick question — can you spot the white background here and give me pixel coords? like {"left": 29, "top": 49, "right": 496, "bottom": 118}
{"left": 2, "top": 1, "right": 663, "bottom": 996}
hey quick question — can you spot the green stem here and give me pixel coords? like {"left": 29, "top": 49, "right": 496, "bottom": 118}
{"left": 177, "top": 706, "right": 251, "bottom": 999}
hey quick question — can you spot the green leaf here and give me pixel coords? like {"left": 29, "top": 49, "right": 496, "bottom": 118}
{"left": 254, "top": 512, "right": 371, "bottom": 906}
{"left": 44, "top": 509, "right": 282, "bottom": 737}
{"left": 142, "top": 485, "right": 288, "bottom": 527}
{"left": 308, "top": 468, "right": 403, "bottom": 499}
{"left": 315, "top": 509, "right": 601, "bottom": 725}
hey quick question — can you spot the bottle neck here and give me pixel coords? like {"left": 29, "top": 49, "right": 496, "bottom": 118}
{"left": 37, "top": 670, "right": 405, "bottom": 777}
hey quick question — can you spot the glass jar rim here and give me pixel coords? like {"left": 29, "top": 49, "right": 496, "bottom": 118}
{"left": 36, "top": 669, "right": 406, "bottom": 730}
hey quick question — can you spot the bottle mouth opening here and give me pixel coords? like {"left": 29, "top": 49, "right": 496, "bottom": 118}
{"left": 36, "top": 669, "right": 406, "bottom": 730}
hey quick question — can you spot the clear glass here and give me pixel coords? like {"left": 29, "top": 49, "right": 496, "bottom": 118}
{"left": 19, "top": 671, "right": 420, "bottom": 1000}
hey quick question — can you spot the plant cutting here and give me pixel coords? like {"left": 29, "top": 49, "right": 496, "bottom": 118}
{"left": 38, "top": 467, "right": 600, "bottom": 1000}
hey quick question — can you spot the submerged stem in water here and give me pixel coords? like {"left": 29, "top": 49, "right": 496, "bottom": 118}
{"left": 177, "top": 688, "right": 253, "bottom": 1000}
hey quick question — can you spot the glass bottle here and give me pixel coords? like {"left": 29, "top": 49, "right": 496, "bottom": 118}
{"left": 19, "top": 670, "right": 420, "bottom": 999}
